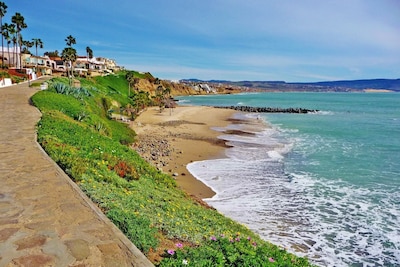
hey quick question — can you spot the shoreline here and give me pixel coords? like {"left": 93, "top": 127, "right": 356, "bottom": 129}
{"left": 130, "top": 106, "right": 237, "bottom": 199}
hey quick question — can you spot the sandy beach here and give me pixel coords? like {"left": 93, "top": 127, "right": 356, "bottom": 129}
{"left": 130, "top": 106, "right": 236, "bottom": 199}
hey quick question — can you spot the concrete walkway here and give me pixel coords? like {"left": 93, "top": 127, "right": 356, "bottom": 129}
{"left": 0, "top": 78, "right": 153, "bottom": 266}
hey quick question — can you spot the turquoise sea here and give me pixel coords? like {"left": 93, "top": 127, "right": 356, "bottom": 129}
{"left": 176, "top": 92, "right": 400, "bottom": 267}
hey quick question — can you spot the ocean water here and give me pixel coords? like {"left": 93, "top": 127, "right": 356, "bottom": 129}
{"left": 176, "top": 92, "right": 400, "bottom": 267}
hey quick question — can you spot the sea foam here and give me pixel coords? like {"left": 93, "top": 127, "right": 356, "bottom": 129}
{"left": 187, "top": 113, "right": 400, "bottom": 267}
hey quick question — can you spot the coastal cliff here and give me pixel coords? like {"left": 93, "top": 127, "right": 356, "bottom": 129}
{"left": 29, "top": 72, "right": 314, "bottom": 266}
{"left": 130, "top": 72, "right": 241, "bottom": 96}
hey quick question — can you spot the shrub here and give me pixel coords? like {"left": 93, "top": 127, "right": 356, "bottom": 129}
{"left": 107, "top": 208, "right": 159, "bottom": 254}
{"left": 32, "top": 91, "right": 86, "bottom": 120}
{"left": 109, "top": 160, "right": 139, "bottom": 180}
{"left": 50, "top": 82, "right": 92, "bottom": 100}
{"left": 158, "top": 234, "right": 310, "bottom": 267}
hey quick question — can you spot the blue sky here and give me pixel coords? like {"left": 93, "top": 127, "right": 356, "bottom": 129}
{"left": 4, "top": 0, "right": 400, "bottom": 82}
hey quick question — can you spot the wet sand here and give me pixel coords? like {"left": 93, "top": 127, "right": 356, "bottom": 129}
{"left": 131, "top": 106, "right": 236, "bottom": 199}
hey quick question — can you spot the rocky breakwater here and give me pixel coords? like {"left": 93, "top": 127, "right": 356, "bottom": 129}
{"left": 215, "top": 105, "right": 319, "bottom": 113}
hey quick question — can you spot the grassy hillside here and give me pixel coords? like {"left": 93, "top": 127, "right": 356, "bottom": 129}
{"left": 31, "top": 72, "right": 314, "bottom": 266}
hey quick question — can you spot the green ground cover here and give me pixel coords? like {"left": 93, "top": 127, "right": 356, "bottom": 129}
{"left": 31, "top": 72, "right": 315, "bottom": 266}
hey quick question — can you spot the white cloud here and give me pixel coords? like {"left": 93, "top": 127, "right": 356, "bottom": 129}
{"left": 10, "top": 0, "right": 398, "bottom": 82}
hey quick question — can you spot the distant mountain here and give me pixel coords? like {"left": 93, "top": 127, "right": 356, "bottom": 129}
{"left": 310, "top": 79, "right": 400, "bottom": 91}
{"left": 180, "top": 78, "right": 400, "bottom": 92}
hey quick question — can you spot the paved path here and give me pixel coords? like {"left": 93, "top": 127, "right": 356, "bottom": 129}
{"left": 0, "top": 79, "right": 153, "bottom": 267}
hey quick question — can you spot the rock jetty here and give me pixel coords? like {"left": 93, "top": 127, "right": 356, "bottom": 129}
{"left": 214, "top": 105, "right": 318, "bottom": 113}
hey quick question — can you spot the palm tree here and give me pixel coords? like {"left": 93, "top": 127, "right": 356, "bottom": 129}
{"left": 62, "top": 35, "right": 77, "bottom": 84}
{"left": 1, "top": 23, "right": 10, "bottom": 67}
{"left": 162, "top": 87, "right": 175, "bottom": 115}
{"left": 21, "top": 39, "right": 33, "bottom": 55}
{"left": 44, "top": 50, "right": 59, "bottom": 57}
{"left": 86, "top": 46, "right": 93, "bottom": 71}
{"left": 3, "top": 23, "right": 17, "bottom": 67}
{"left": 155, "top": 85, "right": 166, "bottom": 112}
{"left": 126, "top": 71, "right": 135, "bottom": 97}
{"left": 12, "top": 34, "right": 17, "bottom": 66}
{"left": 0, "top": 2, "right": 7, "bottom": 68}
{"left": 130, "top": 90, "right": 150, "bottom": 117}
{"left": 86, "top": 46, "right": 93, "bottom": 59}
{"left": 11, "top": 12, "right": 27, "bottom": 69}
{"left": 61, "top": 47, "right": 77, "bottom": 85}
{"left": 32, "top": 38, "right": 43, "bottom": 70}
{"left": 65, "top": 35, "right": 76, "bottom": 47}
{"left": 137, "top": 90, "right": 150, "bottom": 112}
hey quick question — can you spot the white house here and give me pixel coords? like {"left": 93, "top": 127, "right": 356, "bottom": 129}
{"left": 0, "top": 46, "right": 21, "bottom": 68}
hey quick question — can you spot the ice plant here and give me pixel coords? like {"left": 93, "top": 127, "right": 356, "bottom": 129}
{"left": 210, "top": 235, "right": 217, "bottom": 241}
{"left": 175, "top": 243, "right": 183, "bottom": 248}
{"left": 167, "top": 249, "right": 175, "bottom": 255}
{"left": 269, "top": 257, "right": 275, "bottom": 262}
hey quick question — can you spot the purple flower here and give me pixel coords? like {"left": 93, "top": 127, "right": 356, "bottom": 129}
{"left": 252, "top": 241, "right": 257, "bottom": 247}
{"left": 210, "top": 236, "right": 217, "bottom": 241}
{"left": 247, "top": 236, "right": 251, "bottom": 241}
{"left": 175, "top": 243, "right": 183, "bottom": 248}
{"left": 167, "top": 249, "right": 175, "bottom": 255}
{"left": 235, "top": 237, "right": 240, "bottom": 242}
{"left": 269, "top": 257, "right": 275, "bottom": 262}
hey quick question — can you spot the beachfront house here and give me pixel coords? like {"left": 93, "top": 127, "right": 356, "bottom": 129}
{"left": 0, "top": 46, "right": 21, "bottom": 68}
{"left": 21, "top": 54, "right": 53, "bottom": 76}
{"left": 74, "top": 56, "right": 121, "bottom": 77}
{"left": 48, "top": 57, "right": 67, "bottom": 73}
{"left": 0, "top": 46, "right": 120, "bottom": 86}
